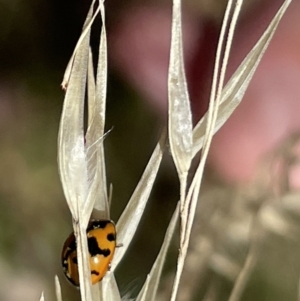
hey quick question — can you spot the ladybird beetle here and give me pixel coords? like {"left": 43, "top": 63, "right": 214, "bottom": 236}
{"left": 61, "top": 220, "right": 116, "bottom": 286}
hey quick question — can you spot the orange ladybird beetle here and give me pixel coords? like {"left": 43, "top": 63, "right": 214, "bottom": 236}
{"left": 61, "top": 220, "right": 116, "bottom": 286}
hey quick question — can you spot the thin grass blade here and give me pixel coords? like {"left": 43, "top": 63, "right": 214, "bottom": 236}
{"left": 57, "top": 13, "right": 90, "bottom": 223}
{"left": 137, "top": 276, "right": 150, "bottom": 301}
{"left": 87, "top": 48, "right": 96, "bottom": 125}
{"left": 192, "top": 0, "right": 293, "bottom": 156}
{"left": 74, "top": 222, "right": 93, "bottom": 301}
{"left": 170, "top": 1, "right": 243, "bottom": 300}
{"left": 111, "top": 130, "right": 167, "bottom": 271}
{"left": 228, "top": 245, "right": 258, "bottom": 301}
{"left": 61, "top": 0, "right": 99, "bottom": 89}
{"left": 55, "top": 276, "right": 63, "bottom": 301}
{"left": 85, "top": 0, "right": 109, "bottom": 213}
{"left": 91, "top": 287, "right": 101, "bottom": 301}
{"left": 136, "top": 203, "right": 179, "bottom": 301}
{"left": 168, "top": 0, "right": 193, "bottom": 177}
{"left": 185, "top": 0, "right": 244, "bottom": 262}
{"left": 58, "top": 3, "right": 95, "bottom": 299}
{"left": 100, "top": 275, "right": 122, "bottom": 301}
{"left": 39, "top": 292, "right": 45, "bottom": 301}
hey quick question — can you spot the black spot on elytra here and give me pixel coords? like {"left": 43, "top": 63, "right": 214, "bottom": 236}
{"left": 72, "top": 257, "right": 78, "bottom": 264}
{"left": 91, "top": 270, "right": 100, "bottom": 276}
{"left": 107, "top": 233, "right": 116, "bottom": 242}
{"left": 88, "top": 236, "right": 111, "bottom": 257}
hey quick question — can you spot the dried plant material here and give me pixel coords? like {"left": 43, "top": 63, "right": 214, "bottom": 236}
{"left": 186, "top": 0, "right": 243, "bottom": 212}
{"left": 259, "top": 196, "right": 300, "bottom": 241}
{"left": 210, "top": 253, "right": 241, "bottom": 280}
{"left": 259, "top": 205, "right": 290, "bottom": 236}
{"left": 193, "top": 0, "right": 242, "bottom": 160}
{"left": 58, "top": 12, "right": 92, "bottom": 301}
{"left": 55, "top": 276, "right": 63, "bottom": 301}
{"left": 176, "top": 0, "right": 293, "bottom": 292}
{"left": 90, "top": 279, "right": 101, "bottom": 301}
{"left": 58, "top": 17, "right": 93, "bottom": 301}
{"left": 167, "top": 1, "right": 193, "bottom": 299}
{"left": 58, "top": 23, "right": 90, "bottom": 222}
{"left": 58, "top": 1, "right": 110, "bottom": 300}
{"left": 137, "top": 203, "right": 179, "bottom": 301}
{"left": 137, "top": 276, "right": 151, "bottom": 301}
{"left": 228, "top": 246, "right": 258, "bottom": 301}
{"left": 87, "top": 47, "right": 96, "bottom": 124}
{"left": 111, "top": 131, "right": 167, "bottom": 271}
{"left": 76, "top": 223, "right": 94, "bottom": 300}
{"left": 170, "top": 1, "right": 243, "bottom": 300}
{"left": 39, "top": 292, "right": 45, "bottom": 301}
{"left": 167, "top": 0, "right": 192, "bottom": 289}
{"left": 168, "top": 0, "right": 193, "bottom": 177}
{"left": 61, "top": 0, "right": 99, "bottom": 90}
{"left": 99, "top": 275, "right": 122, "bottom": 301}
{"left": 55, "top": 0, "right": 294, "bottom": 300}
{"left": 85, "top": 2, "right": 108, "bottom": 212}
{"left": 192, "top": 0, "right": 293, "bottom": 156}
{"left": 108, "top": 183, "right": 113, "bottom": 209}
{"left": 176, "top": 237, "right": 213, "bottom": 301}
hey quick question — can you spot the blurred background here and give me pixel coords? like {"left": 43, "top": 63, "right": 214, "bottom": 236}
{"left": 0, "top": 0, "right": 300, "bottom": 300}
